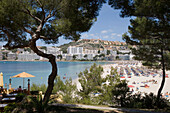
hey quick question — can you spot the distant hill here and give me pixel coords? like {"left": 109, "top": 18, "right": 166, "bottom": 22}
{"left": 59, "top": 39, "right": 127, "bottom": 52}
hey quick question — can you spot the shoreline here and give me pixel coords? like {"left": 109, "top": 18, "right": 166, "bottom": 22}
{"left": 73, "top": 62, "right": 170, "bottom": 100}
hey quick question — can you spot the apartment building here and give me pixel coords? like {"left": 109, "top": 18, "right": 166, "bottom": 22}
{"left": 67, "top": 46, "right": 83, "bottom": 55}
{"left": 47, "top": 47, "right": 60, "bottom": 55}
{"left": 17, "top": 51, "right": 40, "bottom": 61}
{"left": 7, "top": 52, "right": 17, "bottom": 60}
{"left": 0, "top": 52, "right": 2, "bottom": 60}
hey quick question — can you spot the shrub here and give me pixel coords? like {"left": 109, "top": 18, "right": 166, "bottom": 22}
{"left": 16, "top": 93, "right": 26, "bottom": 102}
{"left": 124, "top": 93, "right": 170, "bottom": 109}
{"left": 4, "top": 103, "right": 17, "bottom": 113}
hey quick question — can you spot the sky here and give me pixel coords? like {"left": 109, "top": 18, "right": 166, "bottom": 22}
{"left": 0, "top": 4, "right": 131, "bottom": 47}
{"left": 48, "top": 4, "right": 131, "bottom": 46}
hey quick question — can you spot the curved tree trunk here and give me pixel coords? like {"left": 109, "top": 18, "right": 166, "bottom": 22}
{"left": 156, "top": 48, "right": 166, "bottom": 107}
{"left": 29, "top": 37, "right": 57, "bottom": 103}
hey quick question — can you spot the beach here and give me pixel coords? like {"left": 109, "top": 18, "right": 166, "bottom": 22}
{"left": 74, "top": 61, "right": 170, "bottom": 100}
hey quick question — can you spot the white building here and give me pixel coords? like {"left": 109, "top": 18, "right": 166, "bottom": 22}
{"left": 84, "top": 49, "right": 98, "bottom": 54}
{"left": 47, "top": 47, "right": 60, "bottom": 55}
{"left": 119, "top": 50, "right": 131, "bottom": 54}
{"left": 66, "top": 54, "right": 73, "bottom": 60}
{"left": 67, "top": 46, "right": 83, "bottom": 55}
{"left": 87, "top": 54, "right": 95, "bottom": 60}
{"left": 0, "top": 52, "right": 3, "bottom": 60}
{"left": 7, "top": 52, "right": 17, "bottom": 60}
{"left": 110, "top": 50, "right": 117, "bottom": 55}
{"left": 17, "top": 51, "right": 40, "bottom": 61}
{"left": 118, "top": 54, "right": 130, "bottom": 60}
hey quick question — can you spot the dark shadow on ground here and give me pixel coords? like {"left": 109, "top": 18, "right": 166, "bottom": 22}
{"left": 48, "top": 105, "right": 118, "bottom": 113}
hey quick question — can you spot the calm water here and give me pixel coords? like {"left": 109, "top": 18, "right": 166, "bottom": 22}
{"left": 0, "top": 61, "right": 111, "bottom": 89}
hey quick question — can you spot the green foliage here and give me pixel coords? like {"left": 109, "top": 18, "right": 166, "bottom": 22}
{"left": 4, "top": 103, "right": 17, "bottom": 113}
{"left": 16, "top": 93, "right": 26, "bottom": 102}
{"left": 31, "top": 83, "right": 47, "bottom": 93}
{"left": 111, "top": 80, "right": 129, "bottom": 107}
{"left": 107, "top": 50, "right": 110, "bottom": 55}
{"left": 93, "top": 55, "right": 99, "bottom": 61}
{"left": 84, "top": 54, "right": 87, "bottom": 58}
{"left": 40, "top": 46, "right": 47, "bottom": 51}
{"left": 53, "top": 76, "right": 77, "bottom": 103}
{"left": 0, "top": 0, "right": 106, "bottom": 46}
{"left": 0, "top": 0, "right": 106, "bottom": 103}
{"left": 16, "top": 95, "right": 50, "bottom": 113}
{"left": 11, "top": 49, "right": 17, "bottom": 53}
{"left": 78, "top": 63, "right": 106, "bottom": 104}
{"left": 73, "top": 55, "right": 78, "bottom": 60}
{"left": 29, "top": 95, "right": 50, "bottom": 113}
{"left": 57, "top": 55, "right": 62, "bottom": 60}
{"left": 52, "top": 76, "right": 65, "bottom": 93}
{"left": 116, "top": 56, "right": 119, "bottom": 60}
{"left": 24, "top": 48, "right": 31, "bottom": 53}
{"left": 124, "top": 93, "right": 169, "bottom": 109}
{"left": 99, "top": 54, "right": 105, "bottom": 58}
{"left": 62, "top": 78, "right": 77, "bottom": 103}
{"left": 109, "top": 0, "right": 170, "bottom": 105}
{"left": 98, "top": 50, "right": 100, "bottom": 54}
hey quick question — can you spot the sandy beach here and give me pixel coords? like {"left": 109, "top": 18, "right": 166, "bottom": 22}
{"left": 74, "top": 61, "right": 170, "bottom": 100}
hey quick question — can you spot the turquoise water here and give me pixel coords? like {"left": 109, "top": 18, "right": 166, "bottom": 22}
{"left": 0, "top": 61, "right": 111, "bottom": 89}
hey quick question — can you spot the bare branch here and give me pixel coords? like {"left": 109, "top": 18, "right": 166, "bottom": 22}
{"left": 36, "top": 0, "right": 45, "bottom": 22}
{"left": 23, "top": 8, "right": 42, "bottom": 23}
{"left": 36, "top": 0, "right": 43, "bottom": 7}
{"left": 23, "top": 27, "right": 34, "bottom": 36}
{"left": 45, "top": 10, "right": 53, "bottom": 22}
{"left": 40, "top": 35, "right": 48, "bottom": 39}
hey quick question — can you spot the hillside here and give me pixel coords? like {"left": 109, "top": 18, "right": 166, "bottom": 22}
{"left": 59, "top": 39, "right": 127, "bottom": 52}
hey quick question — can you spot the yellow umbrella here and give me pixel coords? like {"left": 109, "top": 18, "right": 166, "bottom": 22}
{"left": 12, "top": 72, "right": 35, "bottom": 89}
{"left": 0, "top": 72, "right": 3, "bottom": 88}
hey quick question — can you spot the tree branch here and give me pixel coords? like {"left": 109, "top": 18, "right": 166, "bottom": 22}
{"left": 36, "top": 0, "right": 45, "bottom": 22}
{"left": 2, "top": 29, "right": 29, "bottom": 50}
{"left": 45, "top": 10, "right": 53, "bottom": 22}
{"left": 23, "top": 27, "right": 34, "bottom": 36}
{"left": 23, "top": 8, "right": 42, "bottom": 23}
{"left": 3, "top": 44, "right": 29, "bottom": 50}
{"left": 39, "top": 34, "right": 62, "bottom": 40}
{"left": 36, "top": 0, "right": 43, "bottom": 7}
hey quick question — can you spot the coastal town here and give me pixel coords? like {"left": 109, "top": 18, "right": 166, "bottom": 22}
{"left": 0, "top": 39, "right": 134, "bottom": 61}
{"left": 0, "top": 0, "right": 169, "bottom": 112}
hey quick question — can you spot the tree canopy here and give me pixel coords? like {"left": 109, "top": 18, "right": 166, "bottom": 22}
{"left": 0, "top": 0, "right": 106, "bottom": 102}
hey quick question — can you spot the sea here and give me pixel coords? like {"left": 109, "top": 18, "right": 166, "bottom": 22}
{"left": 0, "top": 61, "right": 112, "bottom": 89}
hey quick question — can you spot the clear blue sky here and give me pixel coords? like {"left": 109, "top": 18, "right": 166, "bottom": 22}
{"left": 0, "top": 4, "right": 131, "bottom": 47}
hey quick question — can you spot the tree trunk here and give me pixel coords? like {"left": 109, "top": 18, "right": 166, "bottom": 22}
{"left": 43, "top": 56, "right": 57, "bottom": 102}
{"left": 156, "top": 48, "right": 166, "bottom": 107}
{"left": 29, "top": 38, "right": 57, "bottom": 103}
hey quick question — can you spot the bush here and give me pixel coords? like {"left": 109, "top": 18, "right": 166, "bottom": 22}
{"left": 16, "top": 93, "right": 26, "bottom": 102}
{"left": 124, "top": 93, "right": 170, "bottom": 109}
{"left": 4, "top": 103, "right": 17, "bottom": 113}
{"left": 31, "top": 83, "right": 47, "bottom": 93}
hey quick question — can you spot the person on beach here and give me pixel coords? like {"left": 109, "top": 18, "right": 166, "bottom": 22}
{"left": 165, "top": 92, "right": 169, "bottom": 98}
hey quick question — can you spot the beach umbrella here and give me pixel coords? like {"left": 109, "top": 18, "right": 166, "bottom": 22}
{"left": 0, "top": 72, "right": 3, "bottom": 88}
{"left": 12, "top": 72, "right": 35, "bottom": 89}
{"left": 128, "top": 85, "right": 134, "bottom": 88}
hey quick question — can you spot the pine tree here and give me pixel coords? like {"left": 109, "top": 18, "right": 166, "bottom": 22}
{"left": 109, "top": 0, "right": 170, "bottom": 106}
{"left": 0, "top": 0, "right": 105, "bottom": 102}
{"left": 78, "top": 63, "right": 106, "bottom": 104}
